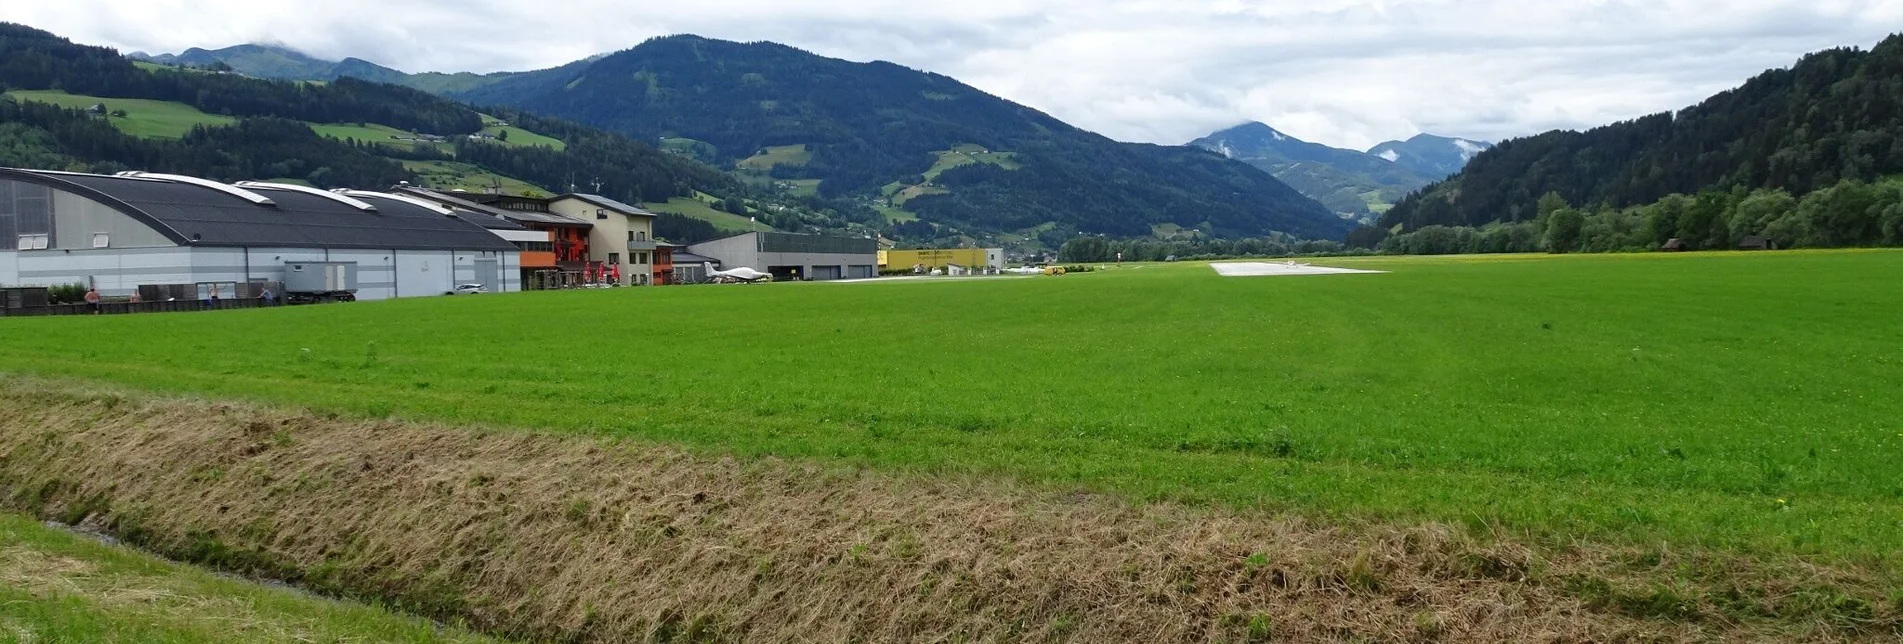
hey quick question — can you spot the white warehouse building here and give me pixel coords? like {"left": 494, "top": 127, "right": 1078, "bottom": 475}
{"left": 0, "top": 168, "right": 520, "bottom": 300}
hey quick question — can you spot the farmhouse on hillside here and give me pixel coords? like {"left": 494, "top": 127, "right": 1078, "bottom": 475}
{"left": 0, "top": 168, "right": 520, "bottom": 300}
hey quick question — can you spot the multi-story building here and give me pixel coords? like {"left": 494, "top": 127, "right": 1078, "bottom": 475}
{"left": 548, "top": 194, "right": 657, "bottom": 286}
{"left": 464, "top": 192, "right": 595, "bottom": 288}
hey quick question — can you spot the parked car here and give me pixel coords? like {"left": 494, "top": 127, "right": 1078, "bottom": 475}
{"left": 448, "top": 284, "right": 488, "bottom": 295}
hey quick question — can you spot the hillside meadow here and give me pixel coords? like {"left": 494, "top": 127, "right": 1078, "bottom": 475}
{"left": 0, "top": 251, "right": 1899, "bottom": 566}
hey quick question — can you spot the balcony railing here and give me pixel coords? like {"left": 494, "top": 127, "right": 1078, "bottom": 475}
{"left": 627, "top": 240, "right": 657, "bottom": 251}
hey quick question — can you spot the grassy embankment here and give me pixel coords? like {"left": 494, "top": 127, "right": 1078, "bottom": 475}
{"left": 0, "top": 251, "right": 1898, "bottom": 563}
{"left": 0, "top": 513, "right": 500, "bottom": 642}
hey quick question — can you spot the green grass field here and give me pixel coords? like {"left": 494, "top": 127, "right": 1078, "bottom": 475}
{"left": 874, "top": 205, "right": 920, "bottom": 222}
{"left": 478, "top": 114, "right": 565, "bottom": 151}
{"left": 4, "top": 90, "right": 235, "bottom": 139}
{"left": 0, "top": 514, "right": 500, "bottom": 643}
{"left": 643, "top": 196, "right": 773, "bottom": 233}
{"left": 925, "top": 144, "right": 1019, "bottom": 180}
{"left": 736, "top": 144, "right": 812, "bottom": 171}
{"left": 892, "top": 184, "right": 948, "bottom": 205}
{"left": 400, "top": 160, "right": 548, "bottom": 196}
{"left": 309, "top": 122, "right": 452, "bottom": 151}
{"left": 1, "top": 251, "right": 1900, "bottom": 566}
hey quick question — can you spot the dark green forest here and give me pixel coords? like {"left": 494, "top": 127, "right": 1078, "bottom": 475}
{"left": 1361, "top": 179, "right": 1903, "bottom": 256}
{"left": 0, "top": 23, "right": 737, "bottom": 215}
{"left": 0, "top": 24, "right": 479, "bottom": 135}
{"left": 1386, "top": 33, "right": 1903, "bottom": 232}
{"left": 452, "top": 35, "right": 1349, "bottom": 240}
{"left": 0, "top": 98, "right": 411, "bottom": 187}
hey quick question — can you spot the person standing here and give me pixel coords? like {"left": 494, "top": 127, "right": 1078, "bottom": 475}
{"left": 83, "top": 286, "right": 101, "bottom": 314}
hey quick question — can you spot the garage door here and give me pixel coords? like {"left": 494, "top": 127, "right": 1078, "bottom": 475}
{"left": 848, "top": 265, "right": 875, "bottom": 279}
{"left": 809, "top": 265, "right": 843, "bottom": 281}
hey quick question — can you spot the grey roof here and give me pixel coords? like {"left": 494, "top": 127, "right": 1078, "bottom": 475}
{"left": 559, "top": 193, "right": 656, "bottom": 218}
{"left": 389, "top": 187, "right": 527, "bottom": 231}
{"left": 6, "top": 169, "right": 515, "bottom": 251}
{"left": 670, "top": 250, "right": 720, "bottom": 265}
{"left": 449, "top": 192, "right": 592, "bottom": 228}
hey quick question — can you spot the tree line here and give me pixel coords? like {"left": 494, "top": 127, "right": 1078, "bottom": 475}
{"left": 1361, "top": 180, "right": 1903, "bottom": 255}
{"left": 0, "top": 98, "right": 409, "bottom": 187}
{"left": 0, "top": 24, "right": 482, "bottom": 135}
{"left": 1057, "top": 234, "right": 1354, "bottom": 263}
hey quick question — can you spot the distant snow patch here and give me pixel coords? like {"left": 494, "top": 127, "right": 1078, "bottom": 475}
{"left": 1377, "top": 149, "right": 1400, "bottom": 162}
{"left": 1211, "top": 262, "right": 1387, "bottom": 277}
{"left": 1271, "top": 131, "right": 1287, "bottom": 141}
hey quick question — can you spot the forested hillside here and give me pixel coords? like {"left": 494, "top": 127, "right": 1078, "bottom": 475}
{"left": 449, "top": 35, "right": 1349, "bottom": 240}
{"left": 1386, "top": 33, "right": 1903, "bottom": 231}
{"left": 0, "top": 24, "right": 751, "bottom": 223}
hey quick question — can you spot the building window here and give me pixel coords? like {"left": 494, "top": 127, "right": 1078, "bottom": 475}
{"left": 0, "top": 179, "right": 55, "bottom": 251}
{"left": 596, "top": 209, "right": 608, "bottom": 220}
{"left": 637, "top": 252, "right": 648, "bottom": 264}
{"left": 609, "top": 252, "right": 620, "bottom": 265}
{"left": 637, "top": 231, "right": 647, "bottom": 241}
{"left": 627, "top": 231, "right": 634, "bottom": 242}
{"left": 92, "top": 233, "right": 109, "bottom": 248}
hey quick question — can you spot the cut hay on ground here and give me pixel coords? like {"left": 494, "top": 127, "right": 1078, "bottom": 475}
{"left": 1211, "top": 262, "right": 1388, "bottom": 277}
{"left": 0, "top": 380, "right": 1893, "bottom": 643}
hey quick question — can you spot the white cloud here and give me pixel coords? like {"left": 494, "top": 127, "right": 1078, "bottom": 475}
{"left": 8, "top": 0, "right": 1899, "bottom": 149}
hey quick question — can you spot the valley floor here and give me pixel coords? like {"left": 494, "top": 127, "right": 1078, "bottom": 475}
{"left": 0, "top": 250, "right": 1899, "bottom": 641}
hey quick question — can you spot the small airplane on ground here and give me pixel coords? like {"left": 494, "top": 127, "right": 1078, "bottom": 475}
{"left": 704, "top": 262, "right": 773, "bottom": 284}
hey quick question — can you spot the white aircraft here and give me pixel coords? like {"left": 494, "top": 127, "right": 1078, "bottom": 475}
{"left": 1005, "top": 266, "right": 1044, "bottom": 275}
{"left": 704, "top": 262, "right": 772, "bottom": 284}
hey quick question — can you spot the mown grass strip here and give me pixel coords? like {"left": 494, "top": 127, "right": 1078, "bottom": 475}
{"left": 0, "top": 513, "right": 502, "bottom": 643}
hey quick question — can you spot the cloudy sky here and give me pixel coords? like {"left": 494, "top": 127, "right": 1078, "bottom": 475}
{"left": 9, "top": 0, "right": 1900, "bottom": 149}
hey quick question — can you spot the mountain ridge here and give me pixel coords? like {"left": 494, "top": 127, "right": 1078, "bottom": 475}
{"left": 128, "top": 35, "right": 1353, "bottom": 241}
{"left": 437, "top": 34, "right": 1350, "bottom": 240}
{"left": 1189, "top": 122, "right": 1487, "bottom": 218}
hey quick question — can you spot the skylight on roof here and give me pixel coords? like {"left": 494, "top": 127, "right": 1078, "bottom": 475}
{"left": 117, "top": 172, "right": 277, "bottom": 206}
{"left": 235, "top": 181, "right": 378, "bottom": 212}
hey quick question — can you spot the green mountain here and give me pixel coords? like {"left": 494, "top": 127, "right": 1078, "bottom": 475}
{"left": 1385, "top": 33, "right": 1903, "bottom": 231}
{"left": 1190, "top": 122, "right": 1438, "bottom": 219}
{"left": 439, "top": 36, "right": 1348, "bottom": 241}
{"left": 131, "top": 44, "right": 411, "bottom": 84}
{"left": 0, "top": 24, "right": 848, "bottom": 241}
